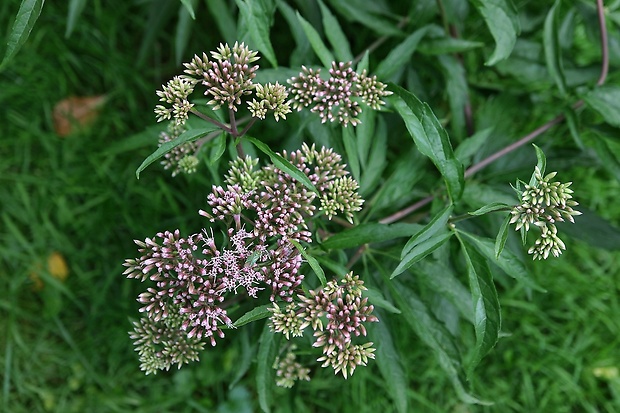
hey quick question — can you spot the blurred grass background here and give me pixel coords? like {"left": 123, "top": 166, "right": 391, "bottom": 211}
{"left": 1, "top": 1, "right": 619, "bottom": 412}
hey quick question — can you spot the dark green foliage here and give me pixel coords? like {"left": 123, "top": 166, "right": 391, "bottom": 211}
{"left": 2, "top": 0, "right": 620, "bottom": 412}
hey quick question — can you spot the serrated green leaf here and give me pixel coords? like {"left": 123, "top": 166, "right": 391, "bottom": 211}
{"left": 365, "top": 288, "right": 401, "bottom": 314}
{"left": 472, "top": 0, "right": 520, "bottom": 65}
{"left": 468, "top": 202, "right": 510, "bottom": 216}
{"left": 371, "top": 314, "right": 408, "bottom": 413}
{"left": 136, "top": 126, "right": 219, "bottom": 178}
{"left": 1, "top": 0, "right": 45, "bottom": 70}
{"left": 66, "top": 0, "right": 87, "bottom": 37}
{"left": 459, "top": 230, "right": 545, "bottom": 292}
{"left": 457, "top": 235, "right": 501, "bottom": 377}
{"left": 322, "top": 223, "right": 423, "bottom": 250}
{"left": 318, "top": 0, "right": 352, "bottom": 62}
{"left": 402, "top": 205, "right": 453, "bottom": 257}
{"left": 388, "top": 84, "right": 465, "bottom": 202}
{"left": 582, "top": 86, "right": 620, "bottom": 128}
{"left": 180, "top": 0, "right": 196, "bottom": 19}
{"left": 495, "top": 214, "right": 511, "bottom": 258}
{"left": 392, "top": 231, "right": 453, "bottom": 278}
{"left": 290, "top": 240, "right": 327, "bottom": 286}
{"left": 543, "top": 0, "right": 567, "bottom": 95}
{"left": 256, "top": 322, "right": 279, "bottom": 413}
{"left": 390, "top": 282, "right": 489, "bottom": 404}
{"left": 236, "top": 0, "right": 278, "bottom": 68}
{"left": 244, "top": 136, "right": 318, "bottom": 193}
{"left": 374, "top": 26, "right": 430, "bottom": 79}
{"left": 342, "top": 126, "right": 360, "bottom": 182}
{"left": 233, "top": 304, "right": 272, "bottom": 327}
{"left": 296, "top": 11, "right": 334, "bottom": 68}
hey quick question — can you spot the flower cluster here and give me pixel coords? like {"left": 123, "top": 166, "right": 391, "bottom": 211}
{"left": 154, "top": 76, "right": 195, "bottom": 125}
{"left": 510, "top": 166, "right": 581, "bottom": 259}
{"left": 248, "top": 82, "right": 292, "bottom": 121}
{"left": 157, "top": 123, "right": 199, "bottom": 177}
{"left": 269, "top": 272, "right": 378, "bottom": 379}
{"left": 155, "top": 42, "right": 293, "bottom": 127}
{"left": 129, "top": 306, "right": 205, "bottom": 374}
{"left": 125, "top": 144, "right": 365, "bottom": 374}
{"left": 288, "top": 61, "right": 392, "bottom": 126}
{"left": 273, "top": 345, "right": 311, "bottom": 388}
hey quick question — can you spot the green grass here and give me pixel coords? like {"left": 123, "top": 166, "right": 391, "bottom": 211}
{"left": 1, "top": 1, "right": 619, "bottom": 412}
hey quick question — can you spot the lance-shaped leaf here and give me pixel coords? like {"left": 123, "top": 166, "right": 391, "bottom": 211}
{"left": 472, "top": 0, "right": 520, "bottom": 66}
{"left": 236, "top": 0, "right": 278, "bottom": 68}
{"left": 370, "top": 313, "right": 408, "bottom": 413}
{"left": 244, "top": 136, "right": 319, "bottom": 194}
{"left": 402, "top": 205, "right": 453, "bottom": 257}
{"left": 374, "top": 26, "right": 430, "bottom": 79}
{"left": 390, "top": 282, "right": 489, "bottom": 404}
{"left": 135, "top": 126, "right": 219, "bottom": 178}
{"left": 388, "top": 85, "right": 464, "bottom": 202}
{"left": 459, "top": 230, "right": 546, "bottom": 292}
{"left": 582, "top": 86, "right": 620, "bottom": 128}
{"left": 256, "top": 322, "right": 280, "bottom": 413}
{"left": 468, "top": 202, "right": 510, "bottom": 216}
{"left": 1, "top": 0, "right": 45, "bottom": 70}
{"left": 392, "top": 231, "right": 453, "bottom": 278}
{"left": 233, "top": 304, "right": 272, "bottom": 327}
{"left": 543, "top": 0, "right": 567, "bottom": 96}
{"left": 322, "top": 222, "right": 423, "bottom": 250}
{"left": 290, "top": 240, "right": 326, "bottom": 286}
{"left": 318, "top": 0, "right": 352, "bottom": 62}
{"left": 296, "top": 11, "right": 334, "bottom": 68}
{"left": 457, "top": 235, "right": 501, "bottom": 377}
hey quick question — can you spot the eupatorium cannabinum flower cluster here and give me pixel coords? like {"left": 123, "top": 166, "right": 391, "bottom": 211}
{"left": 270, "top": 272, "right": 378, "bottom": 382}
{"left": 155, "top": 42, "right": 291, "bottom": 126}
{"left": 124, "top": 144, "right": 366, "bottom": 375}
{"left": 288, "top": 61, "right": 392, "bottom": 126}
{"left": 510, "top": 166, "right": 581, "bottom": 259}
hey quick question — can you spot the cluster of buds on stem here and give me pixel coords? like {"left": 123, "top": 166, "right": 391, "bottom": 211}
{"left": 510, "top": 166, "right": 581, "bottom": 259}
{"left": 157, "top": 123, "right": 199, "bottom": 177}
{"left": 269, "top": 272, "right": 378, "bottom": 381}
{"left": 155, "top": 42, "right": 291, "bottom": 128}
{"left": 288, "top": 61, "right": 392, "bottom": 127}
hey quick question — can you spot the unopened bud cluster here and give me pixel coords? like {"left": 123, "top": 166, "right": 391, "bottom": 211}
{"left": 288, "top": 61, "right": 392, "bottom": 126}
{"left": 124, "top": 145, "right": 366, "bottom": 374}
{"left": 155, "top": 42, "right": 291, "bottom": 126}
{"left": 269, "top": 272, "right": 378, "bottom": 381}
{"left": 158, "top": 123, "right": 199, "bottom": 177}
{"left": 510, "top": 166, "right": 581, "bottom": 259}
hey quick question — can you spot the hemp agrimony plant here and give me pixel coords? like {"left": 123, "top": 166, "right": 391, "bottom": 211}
{"left": 122, "top": 0, "right": 616, "bottom": 409}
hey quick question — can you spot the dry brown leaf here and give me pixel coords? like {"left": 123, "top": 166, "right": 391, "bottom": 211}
{"left": 53, "top": 95, "right": 106, "bottom": 137}
{"left": 29, "top": 252, "right": 70, "bottom": 290}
